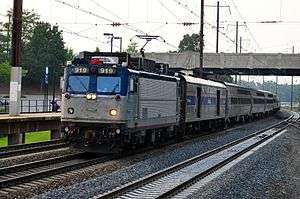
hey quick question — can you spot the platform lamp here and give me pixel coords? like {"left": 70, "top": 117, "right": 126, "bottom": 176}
{"left": 103, "top": 33, "right": 114, "bottom": 52}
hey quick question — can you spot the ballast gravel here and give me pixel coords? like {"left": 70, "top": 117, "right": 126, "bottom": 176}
{"left": 185, "top": 126, "right": 300, "bottom": 199}
{"left": 33, "top": 113, "right": 288, "bottom": 199}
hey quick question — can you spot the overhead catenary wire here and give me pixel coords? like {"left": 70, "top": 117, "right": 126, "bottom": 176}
{"left": 230, "top": 0, "right": 261, "bottom": 50}
{"left": 61, "top": 26, "right": 119, "bottom": 48}
{"left": 54, "top": 0, "right": 178, "bottom": 49}
{"left": 172, "top": 0, "right": 238, "bottom": 45}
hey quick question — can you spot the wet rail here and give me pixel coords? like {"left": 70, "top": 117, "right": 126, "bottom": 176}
{"left": 94, "top": 112, "right": 298, "bottom": 199}
{"left": 0, "top": 152, "right": 112, "bottom": 189}
{"left": 0, "top": 139, "right": 67, "bottom": 158}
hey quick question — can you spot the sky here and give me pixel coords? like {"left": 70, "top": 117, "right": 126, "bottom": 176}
{"left": 1, "top": 0, "right": 299, "bottom": 53}
{"left": 0, "top": 0, "right": 299, "bottom": 85}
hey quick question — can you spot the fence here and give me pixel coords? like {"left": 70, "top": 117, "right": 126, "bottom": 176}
{"left": 0, "top": 99, "right": 61, "bottom": 114}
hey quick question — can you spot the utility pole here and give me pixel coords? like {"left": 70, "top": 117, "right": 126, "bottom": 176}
{"left": 291, "top": 47, "right": 295, "bottom": 110}
{"left": 216, "top": 1, "right": 219, "bottom": 53}
{"left": 235, "top": 21, "right": 239, "bottom": 53}
{"left": 291, "top": 76, "right": 294, "bottom": 110}
{"left": 240, "top": 36, "right": 242, "bottom": 53}
{"left": 292, "top": 46, "right": 295, "bottom": 54}
{"left": 9, "top": 0, "right": 23, "bottom": 116}
{"left": 276, "top": 75, "right": 278, "bottom": 95}
{"left": 7, "top": 14, "right": 11, "bottom": 59}
{"left": 199, "top": 0, "right": 204, "bottom": 78}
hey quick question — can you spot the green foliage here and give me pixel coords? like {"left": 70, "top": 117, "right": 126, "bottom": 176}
{"left": 95, "top": 47, "right": 100, "bottom": 52}
{"left": 178, "top": 33, "right": 200, "bottom": 52}
{"left": 0, "top": 61, "right": 10, "bottom": 83}
{"left": 65, "top": 48, "right": 74, "bottom": 61}
{"left": 6, "top": 9, "right": 40, "bottom": 43}
{"left": 22, "top": 22, "right": 67, "bottom": 83}
{"left": 0, "top": 22, "right": 9, "bottom": 63}
{"left": 126, "top": 41, "right": 139, "bottom": 56}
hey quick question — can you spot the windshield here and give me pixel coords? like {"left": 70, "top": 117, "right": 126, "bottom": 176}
{"left": 67, "top": 75, "right": 90, "bottom": 93}
{"left": 97, "top": 77, "right": 121, "bottom": 93}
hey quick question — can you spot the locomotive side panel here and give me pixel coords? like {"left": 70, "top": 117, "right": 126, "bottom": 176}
{"left": 127, "top": 75, "right": 180, "bottom": 130}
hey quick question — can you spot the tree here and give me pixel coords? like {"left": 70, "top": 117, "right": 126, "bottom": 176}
{"left": 5, "top": 10, "right": 39, "bottom": 44}
{"left": 0, "top": 61, "right": 10, "bottom": 83}
{"left": 65, "top": 48, "right": 74, "bottom": 61}
{"left": 22, "top": 22, "right": 67, "bottom": 83}
{"left": 126, "top": 41, "right": 139, "bottom": 56}
{"left": 95, "top": 47, "right": 100, "bottom": 52}
{"left": 178, "top": 33, "right": 200, "bottom": 52}
{"left": 0, "top": 22, "right": 9, "bottom": 62}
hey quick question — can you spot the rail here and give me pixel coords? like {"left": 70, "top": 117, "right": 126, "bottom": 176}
{"left": 0, "top": 139, "right": 67, "bottom": 159}
{"left": 94, "top": 112, "right": 298, "bottom": 199}
{"left": 0, "top": 153, "right": 112, "bottom": 188}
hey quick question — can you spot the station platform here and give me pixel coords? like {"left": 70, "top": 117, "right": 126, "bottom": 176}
{"left": 0, "top": 112, "right": 61, "bottom": 122}
{"left": 0, "top": 113, "right": 61, "bottom": 145}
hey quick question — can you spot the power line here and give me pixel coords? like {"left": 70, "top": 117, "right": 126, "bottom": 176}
{"left": 54, "top": 21, "right": 199, "bottom": 26}
{"left": 158, "top": 0, "right": 182, "bottom": 23}
{"left": 230, "top": 0, "right": 261, "bottom": 50}
{"left": 54, "top": 0, "right": 177, "bottom": 49}
{"left": 172, "top": 0, "right": 238, "bottom": 46}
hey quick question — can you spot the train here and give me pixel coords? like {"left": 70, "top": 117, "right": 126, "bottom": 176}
{"left": 61, "top": 52, "right": 280, "bottom": 153}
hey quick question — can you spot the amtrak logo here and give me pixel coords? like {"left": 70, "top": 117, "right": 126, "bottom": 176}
{"left": 187, "top": 96, "right": 196, "bottom": 105}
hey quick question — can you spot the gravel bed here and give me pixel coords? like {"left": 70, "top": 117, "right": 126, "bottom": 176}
{"left": 185, "top": 126, "right": 300, "bottom": 199}
{"left": 0, "top": 147, "right": 78, "bottom": 168}
{"left": 32, "top": 113, "right": 286, "bottom": 199}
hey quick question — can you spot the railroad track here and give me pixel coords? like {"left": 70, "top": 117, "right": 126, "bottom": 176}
{"left": 0, "top": 139, "right": 68, "bottom": 158}
{"left": 0, "top": 152, "right": 111, "bottom": 189}
{"left": 94, "top": 112, "right": 299, "bottom": 199}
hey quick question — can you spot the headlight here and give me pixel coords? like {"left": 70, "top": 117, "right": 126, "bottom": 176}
{"left": 67, "top": 107, "right": 74, "bottom": 114}
{"left": 109, "top": 109, "right": 118, "bottom": 116}
{"left": 86, "top": 94, "right": 92, "bottom": 100}
{"left": 91, "top": 93, "right": 97, "bottom": 100}
{"left": 86, "top": 93, "right": 97, "bottom": 100}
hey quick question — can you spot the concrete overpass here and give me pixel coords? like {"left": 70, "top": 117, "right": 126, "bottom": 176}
{"left": 146, "top": 52, "right": 300, "bottom": 76}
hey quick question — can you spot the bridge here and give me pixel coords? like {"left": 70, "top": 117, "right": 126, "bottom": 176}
{"left": 146, "top": 52, "right": 300, "bottom": 76}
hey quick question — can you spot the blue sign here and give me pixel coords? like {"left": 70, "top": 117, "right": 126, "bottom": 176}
{"left": 44, "top": 66, "right": 49, "bottom": 84}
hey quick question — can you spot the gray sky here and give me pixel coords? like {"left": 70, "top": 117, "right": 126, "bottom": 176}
{"left": 0, "top": 0, "right": 299, "bottom": 54}
{"left": 0, "top": 0, "right": 299, "bottom": 85}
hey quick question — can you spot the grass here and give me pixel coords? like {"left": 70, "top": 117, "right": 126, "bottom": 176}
{"left": 0, "top": 136, "right": 8, "bottom": 148}
{"left": 0, "top": 131, "right": 50, "bottom": 148}
{"left": 25, "top": 131, "right": 50, "bottom": 144}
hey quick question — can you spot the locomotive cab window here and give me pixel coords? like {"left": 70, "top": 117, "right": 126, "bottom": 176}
{"left": 97, "top": 76, "right": 121, "bottom": 93}
{"left": 67, "top": 75, "right": 90, "bottom": 93}
{"left": 129, "top": 78, "right": 138, "bottom": 93}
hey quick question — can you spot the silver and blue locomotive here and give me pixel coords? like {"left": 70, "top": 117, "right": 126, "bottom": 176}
{"left": 61, "top": 52, "right": 280, "bottom": 153}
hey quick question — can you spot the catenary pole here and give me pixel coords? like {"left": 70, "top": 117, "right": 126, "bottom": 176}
{"left": 9, "top": 0, "right": 23, "bottom": 116}
{"left": 199, "top": 0, "right": 204, "bottom": 78}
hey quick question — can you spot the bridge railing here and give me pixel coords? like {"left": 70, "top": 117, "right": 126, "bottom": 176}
{"left": 0, "top": 100, "right": 61, "bottom": 114}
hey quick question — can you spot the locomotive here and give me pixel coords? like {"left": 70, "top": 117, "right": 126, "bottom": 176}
{"left": 61, "top": 52, "right": 280, "bottom": 153}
